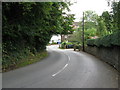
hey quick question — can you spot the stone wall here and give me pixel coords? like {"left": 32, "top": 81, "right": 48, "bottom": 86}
{"left": 85, "top": 46, "right": 120, "bottom": 72}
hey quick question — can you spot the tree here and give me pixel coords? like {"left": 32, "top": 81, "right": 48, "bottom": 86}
{"left": 69, "top": 11, "right": 98, "bottom": 44}
{"left": 84, "top": 10, "right": 98, "bottom": 30}
{"left": 84, "top": 11, "right": 98, "bottom": 41}
{"left": 96, "top": 16, "right": 107, "bottom": 37}
{"left": 60, "top": 14, "right": 75, "bottom": 42}
{"left": 112, "top": 1, "right": 120, "bottom": 32}
{"left": 84, "top": 28, "right": 97, "bottom": 39}
{"left": 84, "top": 10, "right": 98, "bottom": 23}
{"left": 96, "top": 0, "right": 120, "bottom": 37}
{"left": 102, "top": 11, "right": 113, "bottom": 33}
{"left": 68, "top": 29, "right": 82, "bottom": 43}
{"left": 2, "top": 2, "right": 74, "bottom": 70}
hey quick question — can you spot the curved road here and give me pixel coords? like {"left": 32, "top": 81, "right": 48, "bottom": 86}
{"left": 3, "top": 45, "right": 118, "bottom": 88}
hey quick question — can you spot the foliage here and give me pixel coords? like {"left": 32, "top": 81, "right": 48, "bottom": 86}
{"left": 3, "top": 50, "right": 48, "bottom": 72}
{"left": 96, "top": 1, "right": 120, "bottom": 36}
{"left": 61, "top": 14, "right": 75, "bottom": 35}
{"left": 84, "top": 22, "right": 97, "bottom": 30}
{"left": 61, "top": 41, "right": 73, "bottom": 49}
{"left": 84, "top": 10, "right": 98, "bottom": 23}
{"left": 66, "top": 42, "right": 73, "bottom": 45}
{"left": 96, "top": 11, "right": 114, "bottom": 37}
{"left": 112, "top": 1, "right": 120, "bottom": 31}
{"left": 84, "top": 10, "right": 98, "bottom": 37}
{"left": 60, "top": 41, "right": 79, "bottom": 49}
{"left": 84, "top": 28, "right": 97, "bottom": 39}
{"left": 60, "top": 14, "right": 75, "bottom": 42}
{"left": 87, "top": 31, "right": 120, "bottom": 47}
{"left": 102, "top": 11, "right": 113, "bottom": 32}
{"left": 2, "top": 2, "right": 74, "bottom": 71}
{"left": 60, "top": 42, "right": 66, "bottom": 49}
{"left": 68, "top": 29, "right": 82, "bottom": 43}
{"left": 87, "top": 1, "right": 120, "bottom": 47}
{"left": 69, "top": 11, "right": 98, "bottom": 45}
{"left": 86, "top": 39, "right": 95, "bottom": 46}
{"left": 96, "top": 16, "right": 107, "bottom": 36}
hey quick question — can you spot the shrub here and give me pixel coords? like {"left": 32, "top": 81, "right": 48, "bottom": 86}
{"left": 87, "top": 31, "right": 120, "bottom": 47}
{"left": 86, "top": 39, "right": 95, "bottom": 46}
{"left": 94, "top": 38, "right": 102, "bottom": 47}
{"left": 66, "top": 42, "right": 73, "bottom": 45}
{"left": 60, "top": 42, "right": 66, "bottom": 49}
{"left": 111, "top": 32, "right": 120, "bottom": 46}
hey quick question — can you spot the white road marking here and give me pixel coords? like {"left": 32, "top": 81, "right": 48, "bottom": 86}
{"left": 63, "top": 52, "right": 71, "bottom": 62}
{"left": 52, "top": 64, "right": 68, "bottom": 77}
{"left": 52, "top": 52, "right": 70, "bottom": 77}
{"left": 67, "top": 55, "right": 71, "bottom": 61}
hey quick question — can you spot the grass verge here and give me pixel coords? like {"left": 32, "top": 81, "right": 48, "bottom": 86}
{"left": 3, "top": 51, "right": 48, "bottom": 72}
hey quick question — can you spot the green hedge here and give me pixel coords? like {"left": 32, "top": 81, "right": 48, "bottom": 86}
{"left": 87, "top": 32, "right": 120, "bottom": 47}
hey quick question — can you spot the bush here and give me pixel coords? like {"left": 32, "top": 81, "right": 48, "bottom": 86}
{"left": 60, "top": 42, "right": 66, "bottom": 49}
{"left": 86, "top": 39, "right": 95, "bottom": 46}
{"left": 111, "top": 32, "right": 120, "bottom": 46}
{"left": 66, "top": 42, "right": 73, "bottom": 45}
{"left": 2, "top": 50, "right": 48, "bottom": 72}
{"left": 87, "top": 31, "right": 120, "bottom": 47}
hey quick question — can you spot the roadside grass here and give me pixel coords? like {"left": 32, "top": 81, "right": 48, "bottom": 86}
{"left": 3, "top": 51, "right": 48, "bottom": 72}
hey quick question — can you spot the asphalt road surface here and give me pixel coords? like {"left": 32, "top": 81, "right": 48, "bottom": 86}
{"left": 2, "top": 45, "right": 118, "bottom": 88}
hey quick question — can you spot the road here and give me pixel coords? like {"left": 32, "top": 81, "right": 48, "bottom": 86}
{"left": 2, "top": 45, "right": 118, "bottom": 88}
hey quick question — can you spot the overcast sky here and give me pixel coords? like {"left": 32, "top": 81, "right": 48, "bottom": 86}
{"left": 68, "top": 0, "right": 111, "bottom": 22}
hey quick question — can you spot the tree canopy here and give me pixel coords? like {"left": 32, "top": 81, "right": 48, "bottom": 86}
{"left": 2, "top": 2, "right": 74, "bottom": 70}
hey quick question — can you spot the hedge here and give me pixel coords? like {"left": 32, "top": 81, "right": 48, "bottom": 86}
{"left": 87, "top": 31, "right": 120, "bottom": 47}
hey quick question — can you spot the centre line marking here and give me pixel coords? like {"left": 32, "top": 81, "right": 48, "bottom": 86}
{"left": 63, "top": 52, "right": 71, "bottom": 62}
{"left": 67, "top": 55, "right": 70, "bottom": 61}
{"left": 52, "top": 63, "right": 68, "bottom": 77}
{"left": 52, "top": 52, "right": 70, "bottom": 77}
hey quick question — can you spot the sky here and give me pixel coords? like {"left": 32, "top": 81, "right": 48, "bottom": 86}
{"left": 68, "top": 0, "right": 111, "bottom": 22}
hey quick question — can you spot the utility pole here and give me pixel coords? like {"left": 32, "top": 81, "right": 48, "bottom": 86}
{"left": 82, "top": 12, "right": 85, "bottom": 51}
